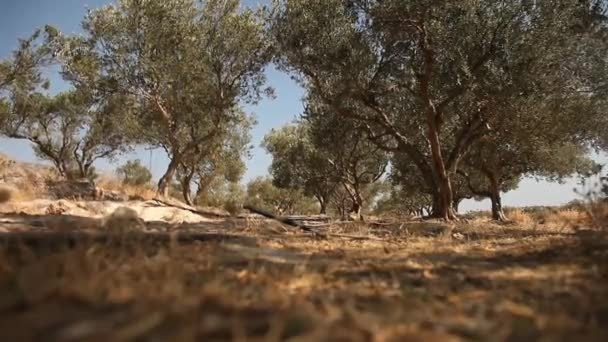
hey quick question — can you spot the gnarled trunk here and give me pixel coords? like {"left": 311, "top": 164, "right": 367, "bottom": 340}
{"left": 157, "top": 156, "right": 180, "bottom": 198}
{"left": 180, "top": 171, "right": 194, "bottom": 206}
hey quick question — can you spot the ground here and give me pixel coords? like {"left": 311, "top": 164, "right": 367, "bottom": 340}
{"left": 0, "top": 208, "right": 606, "bottom": 342}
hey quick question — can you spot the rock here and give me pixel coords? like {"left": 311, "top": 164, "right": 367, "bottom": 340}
{"left": 102, "top": 207, "right": 146, "bottom": 233}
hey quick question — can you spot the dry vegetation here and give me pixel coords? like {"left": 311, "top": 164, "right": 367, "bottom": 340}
{"left": 0, "top": 203, "right": 607, "bottom": 341}
{"left": 96, "top": 176, "right": 158, "bottom": 202}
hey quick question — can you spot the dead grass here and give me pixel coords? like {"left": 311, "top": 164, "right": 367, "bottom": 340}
{"left": 539, "top": 208, "right": 593, "bottom": 228}
{"left": 0, "top": 214, "right": 607, "bottom": 341}
{"left": 505, "top": 209, "right": 534, "bottom": 226}
{"left": 97, "top": 177, "right": 157, "bottom": 201}
{"left": 588, "top": 200, "right": 608, "bottom": 229}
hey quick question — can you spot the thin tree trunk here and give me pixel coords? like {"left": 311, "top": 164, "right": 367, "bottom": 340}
{"left": 348, "top": 190, "right": 364, "bottom": 220}
{"left": 489, "top": 176, "right": 507, "bottom": 222}
{"left": 157, "top": 156, "right": 180, "bottom": 198}
{"left": 181, "top": 171, "right": 194, "bottom": 206}
{"left": 319, "top": 200, "right": 327, "bottom": 215}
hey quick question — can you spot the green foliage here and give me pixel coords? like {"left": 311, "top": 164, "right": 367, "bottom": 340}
{"left": 1, "top": 87, "right": 134, "bottom": 179}
{"left": 263, "top": 96, "right": 389, "bottom": 218}
{"left": 116, "top": 159, "right": 152, "bottom": 186}
{"left": 246, "top": 177, "right": 318, "bottom": 216}
{"left": 271, "top": 0, "right": 607, "bottom": 219}
{"left": 374, "top": 185, "right": 432, "bottom": 217}
{"left": 0, "top": 26, "right": 57, "bottom": 91}
{"left": 76, "top": 0, "right": 272, "bottom": 195}
{"left": 194, "top": 179, "right": 246, "bottom": 216}
{"left": 262, "top": 122, "right": 337, "bottom": 213}
{"left": 177, "top": 110, "right": 253, "bottom": 204}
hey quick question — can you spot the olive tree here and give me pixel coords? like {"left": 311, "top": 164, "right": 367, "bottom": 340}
{"left": 262, "top": 123, "right": 338, "bottom": 214}
{"left": 271, "top": 0, "right": 605, "bottom": 220}
{"left": 177, "top": 110, "right": 253, "bottom": 205}
{"left": 0, "top": 26, "right": 134, "bottom": 179}
{"left": 76, "top": 0, "right": 272, "bottom": 196}
{"left": 116, "top": 159, "right": 152, "bottom": 186}
{"left": 246, "top": 176, "right": 318, "bottom": 215}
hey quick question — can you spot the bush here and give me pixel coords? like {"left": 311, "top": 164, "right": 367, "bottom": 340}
{"left": 116, "top": 160, "right": 152, "bottom": 186}
{"left": 223, "top": 199, "right": 242, "bottom": 216}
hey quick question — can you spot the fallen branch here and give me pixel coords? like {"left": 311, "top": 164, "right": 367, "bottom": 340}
{"left": 243, "top": 205, "right": 388, "bottom": 241}
{"left": 243, "top": 205, "right": 327, "bottom": 237}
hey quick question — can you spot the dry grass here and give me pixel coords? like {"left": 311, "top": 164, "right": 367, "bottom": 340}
{"left": 97, "top": 177, "right": 157, "bottom": 201}
{"left": 505, "top": 209, "right": 534, "bottom": 226}
{"left": 588, "top": 200, "right": 608, "bottom": 229}
{"left": 0, "top": 154, "right": 59, "bottom": 202}
{"left": 0, "top": 212, "right": 607, "bottom": 341}
{"left": 539, "top": 208, "right": 593, "bottom": 228}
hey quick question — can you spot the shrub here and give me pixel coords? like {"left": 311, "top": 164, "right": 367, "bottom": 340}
{"left": 116, "top": 160, "right": 152, "bottom": 186}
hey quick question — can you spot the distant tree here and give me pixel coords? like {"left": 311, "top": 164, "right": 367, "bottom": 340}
{"left": 246, "top": 177, "right": 318, "bottom": 216}
{"left": 458, "top": 94, "right": 601, "bottom": 221}
{"left": 116, "top": 159, "right": 152, "bottom": 186}
{"left": 374, "top": 185, "right": 433, "bottom": 218}
{"left": 0, "top": 25, "right": 136, "bottom": 180}
{"left": 195, "top": 179, "right": 246, "bottom": 215}
{"left": 1, "top": 88, "right": 134, "bottom": 180}
{"left": 304, "top": 99, "right": 389, "bottom": 220}
{"left": 176, "top": 111, "right": 253, "bottom": 205}
{"left": 75, "top": 0, "right": 272, "bottom": 196}
{"left": 262, "top": 123, "right": 337, "bottom": 214}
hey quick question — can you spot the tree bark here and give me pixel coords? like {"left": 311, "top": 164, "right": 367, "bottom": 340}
{"left": 180, "top": 171, "right": 194, "bottom": 206}
{"left": 157, "top": 156, "right": 180, "bottom": 198}
{"left": 350, "top": 201, "right": 363, "bottom": 221}
{"left": 314, "top": 194, "right": 328, "bottom": 215}
{"left": 489, "top": 175, "right": 507, "bottom": 222}
{"left": 428, "top": 128, "right": 457, "bottom": 221}
{"left": 417, "top": 25, "right": 457, "bottom": 221}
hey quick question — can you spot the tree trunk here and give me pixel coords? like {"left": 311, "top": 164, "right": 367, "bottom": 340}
{"left": 489, "top": 176, "right": 507, "bottom": 222}
{"left": 350, "top": 190, "right": 364, "bottom": 220}
{"left": 350, "top": 201, "right": 362, "bottom": 221}
{"left": 315, "top": 195, "right": 328, "bottom": 215}
{"left": 157, "top": 156, "right": 180, "bottom": 198}
{"left": 319, "top": 201, "right": 327, "bottom": 215}
{"left": 453, "top": 198, "right": 462, "bottom": 213}
{"left": 428, "top": 126, "right": 457, "bottom": 221}
{"left": 181, "top": 172, "right": 194, "bottom": 206}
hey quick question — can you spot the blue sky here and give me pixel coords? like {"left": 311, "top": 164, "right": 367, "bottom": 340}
{"left": 0, "top": 0, "right": 605, "bottom": 211}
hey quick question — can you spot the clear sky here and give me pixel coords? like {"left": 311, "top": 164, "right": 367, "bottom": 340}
{"left": 1, "top": 0, "right": 605, "bottom": 212}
